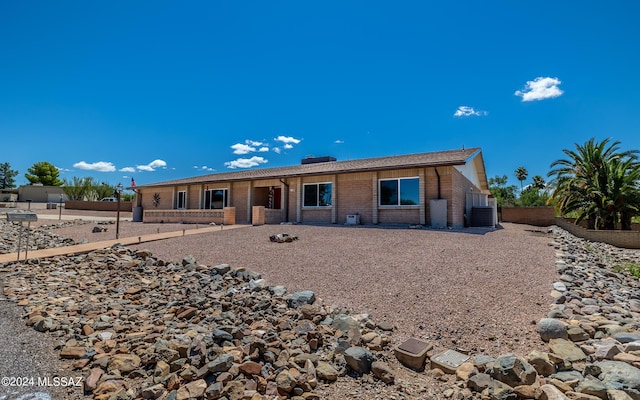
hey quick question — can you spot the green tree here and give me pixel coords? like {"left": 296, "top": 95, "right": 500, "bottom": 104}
{"left": 489, "top": 175, "right": 518, "bottom": 206}
{"left": 63, "top": 177, "right": 94, "bottom": 200}
{"left": 25, "top": 161, "right": 63, "bottom": 186}
{"left": 0, "top": 162, "right": 18, "bottom": 189}
{"left": 95, "top": 182, "right": 115, "bottom": 200}
{"left": 514, "top": 166, "right": 528, "bottom": 192}
{"left": 531, "top": 175, "right": 546, "bottom": 191}
{"left": 548, "top": 138, "right": 640, "bottom": 230}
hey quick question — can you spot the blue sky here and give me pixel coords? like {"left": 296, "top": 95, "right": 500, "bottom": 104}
{"left": 2, "top": 2, "right": 640, "bottom": 189}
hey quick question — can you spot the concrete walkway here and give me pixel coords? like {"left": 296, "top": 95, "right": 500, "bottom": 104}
{"left": 0, "top": 224, "right": 251, "bottom": 264}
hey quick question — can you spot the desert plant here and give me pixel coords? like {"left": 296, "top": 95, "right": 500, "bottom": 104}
{"left": 548, "top": 138, "right": 640, "bottom": 230}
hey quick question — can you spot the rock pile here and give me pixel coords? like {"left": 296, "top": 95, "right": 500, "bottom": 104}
{"left": 438, "top": 227, "right": 640, "bottom": 400}
{"left": 2, "top": 247, "right": 396, "bottom": 399}
{"left": 0, "top": 220, "right": 83, "bottom": 254}
{"left": 2, "top": 223, "right": 640, "bottom": 399}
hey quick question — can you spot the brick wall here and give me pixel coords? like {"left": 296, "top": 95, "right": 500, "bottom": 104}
{"left": 143, "top": 207, "right": 235, "bottom": 224}
{"left": 555, "top": 218, "right": 640, "bottom": 249}
{"left": 502, "top": 207, "right": 556, "bottom": 226}
{"left": 336, "top": 172, "right": 374, "bottom": 224}
{"left": 378, "top": 208, "right": 421, "bottom": 224}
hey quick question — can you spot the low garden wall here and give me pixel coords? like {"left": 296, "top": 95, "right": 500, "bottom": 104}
{"left": 555, "top": 217, "right": 640, "bottom": 249}
{"left": 501, "top": 207, "right": 556, "bottom": 226}
{"left": 65, "top": 200, "right": 133, "bottom": 212}
{"left": 143, "top": 207, "right": 236, "bottom": 225}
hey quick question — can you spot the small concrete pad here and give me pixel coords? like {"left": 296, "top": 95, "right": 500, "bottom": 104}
{"left": 431, "top": 349, "right": 470, "bottom": 374}
{"left": 394, "top": 338, "right": 432, "bottom": 370}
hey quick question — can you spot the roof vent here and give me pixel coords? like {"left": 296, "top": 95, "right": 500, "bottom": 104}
{"left": 301, "top": 156, "right": 337, "bottom": 165}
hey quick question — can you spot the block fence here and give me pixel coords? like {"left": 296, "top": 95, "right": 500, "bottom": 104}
{"left": 143, "top": 207, "right": 236, "bottom": 225}
{"left": 65, "top": 200, "right": 133, "bottom": 212}
{"left": 500, "top": 207, "right": 556, "bottom": 226}
{"left": 555, "top": 217, "right": 640, "bottom": 249}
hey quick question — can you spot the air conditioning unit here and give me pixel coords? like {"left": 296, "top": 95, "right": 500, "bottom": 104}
{"left": 346, "top": 214, "right": 360, "bottom": 225}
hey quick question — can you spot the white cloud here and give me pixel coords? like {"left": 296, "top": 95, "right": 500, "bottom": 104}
{"left": 334, "top": 140, "right": 344, "bottom": 144}
{"left": 120, "top": 167, "right": 135, "bottom": 173}
{"left": 193, "top": 165, "right": 215, "bottom": 172}
{"left": 258, "top": 146, "right": 270, "bottom": 152}
{"left": 515, "top": 77, "right": 564, "bottom": 102}
{"left": 224, "top": 156, "right": 268, "bottom": 169}
{"left": 246, "top": 140, "right": 263, "bottom": 146}
{"left": 272, "top": 147, "right": 281, "bottom": 154}
{"left": 73, "top": 161, "right": 116, "bottom": 172}
{"left": 137, "top": 159, "right": 167, "bottom": 172}
{"left": 454, "top": 106, "right": 488, "bottom": 117}
{"left": 275, "top": 135, "right": 301, "bottom": 144}
{"left": 231, "top": 143, "right": 255, "bottom": 155}
{"left": 284, "top": 144, "right": 293, "bottom": 149}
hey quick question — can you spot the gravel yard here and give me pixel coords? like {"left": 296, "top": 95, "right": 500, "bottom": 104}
{"left": 52, "top": 220, "right": 558, "bottom": 357}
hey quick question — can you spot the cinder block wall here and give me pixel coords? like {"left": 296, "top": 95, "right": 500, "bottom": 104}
{"left": 65, "top": 201, "right": 133, "bottom": 212}
{"left": 336, "top": 172, "right": 374, "bottom": 224}
{"left": 501, "top": 207, "right": 556, "bottom": 226}
{"left": 555, "top": 218, "right": 640, "bottom": 249}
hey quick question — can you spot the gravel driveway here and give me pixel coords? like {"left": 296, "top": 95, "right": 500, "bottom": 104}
{"left": 47, "top": 220, "right": 558, "bottom": 357}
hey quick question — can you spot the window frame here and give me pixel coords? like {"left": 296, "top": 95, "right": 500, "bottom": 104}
{"left": 302, "top": 182, "right": 333, "bottom": 208}
{"left": 378, "top": 177, "right": 420, "bottom": 207}
{"left": 203, "top": 188, "right": 228, "bottom": 210}
{"left": 176, "top": 190, "right": 187, "bottom": 209}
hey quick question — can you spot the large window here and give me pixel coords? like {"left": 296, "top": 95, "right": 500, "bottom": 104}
{"left": 303, "top": 183, "right": 332, "bottom": 207}
{"left": 204, "top": 189, "right": 228, "bottom": 209}
{"left": 176, "top": 191, "right": 187, "bottom": 209}
{"left": 379, "top": 177, "right": 420, "bottom": 206}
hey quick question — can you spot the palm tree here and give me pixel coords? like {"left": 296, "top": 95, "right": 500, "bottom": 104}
{"left": 514, "top": 166, "right": 528, "bottom": 192}
{"left": 531, "top": 175, "right": 546, "bottom": 191}
{"left": 548, "top": 138, "right": 640, "bottom": 230}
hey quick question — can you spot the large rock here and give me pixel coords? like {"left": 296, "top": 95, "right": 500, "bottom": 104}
{"left": 207, "top": 354, "right": 234, "bottom": 373}
{"left": 539, "top": 384, "right": 569, "bottom": 400}
{"left": 491, "top": 354, "right": 538, "bottom": 387}
{"left": 287, "top": 291, "right": 316, "bottom": 308}
{"left": 108, "top": 354, "right": 141, "bottom": 373}
{"left": 549, "top": 338, "right": 587, "bottom": 362}
{"left": 538, "top": 318, "right": 568, "bottom": 342}
{"left": 344, "top": 346, "right": 375, "bottom": 374}
{"left": 316, "top": 361, "right": 339, "bottom": 381}
{"left": 597, "top": 361, "right": 640, "bottom": 395}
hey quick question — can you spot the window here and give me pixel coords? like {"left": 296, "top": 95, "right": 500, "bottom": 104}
{"left": 176, "top": 191, "right": 187, "bottom": 209}
{"left": 379, "top": 177, "right": 420, "bottom": 206}
{"left": 303, "top": 183, "right": 332, "bottom": 207}
{"left": 204, "top": 189, "right": 228, "bottom": 209}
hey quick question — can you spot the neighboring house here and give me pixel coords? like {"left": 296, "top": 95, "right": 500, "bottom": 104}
{"left": 18, "top": 185, "right": 67, "bottom": 203}
{"left": 132, "top": 147, "right": 491, "bottom": 228}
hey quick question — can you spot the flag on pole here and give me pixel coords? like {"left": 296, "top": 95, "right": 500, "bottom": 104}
{"left": 131, "top": 177, "right": 136, "bottom": 187}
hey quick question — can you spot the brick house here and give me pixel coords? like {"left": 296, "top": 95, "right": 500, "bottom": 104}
{"left": 132, "top": 147, "right": 490, "bottom": 228}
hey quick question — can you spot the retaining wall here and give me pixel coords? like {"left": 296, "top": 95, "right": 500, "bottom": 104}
{"left": 555, "top": 218, "right": 640, "bottom": 249}
{"left": 143, "top": 207, "right": 236, "bottom": 225}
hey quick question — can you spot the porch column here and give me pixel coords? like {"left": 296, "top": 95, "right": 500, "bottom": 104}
{"left": 296, "top": 177, "right": 302, "bottom": 223}
{"left": 372, "top": 172, "right": 378, "bottom": 224}
{"left": 419, "top": 169, "right": 426, "bottom": 225}
{"left": 247, "top": 181, "right": 253, "bottom": 222}
{"left": 331, "top": 174, "right": 337, "bottom": 224}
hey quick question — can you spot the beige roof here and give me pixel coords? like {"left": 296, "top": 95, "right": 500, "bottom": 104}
{"left": 137, "top": 147, "right": 485, "bottom": 188}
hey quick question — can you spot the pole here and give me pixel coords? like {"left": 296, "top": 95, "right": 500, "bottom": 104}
{"left": 25, "top": 221, "right": 30, "bottom": 261}
{"left": 59, "top": 194, "right": 63, "bottom": 220}
{"left": 115, "top": 183, "right": 123, "bottom": 240}
{"left": 16, "top": 222, "right": 23, "bottom": 262}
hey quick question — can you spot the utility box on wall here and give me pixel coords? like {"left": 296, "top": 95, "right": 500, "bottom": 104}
{"left": 346, "top": 214, "right": 361, "bottom": 225}
{"left": 430, "top": 199, "right": 447, "bottom": 228}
